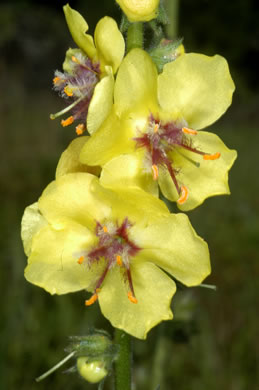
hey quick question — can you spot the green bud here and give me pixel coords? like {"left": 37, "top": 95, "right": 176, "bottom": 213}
{"left": 149, "top": 37, "right": 183, "bottom": 72}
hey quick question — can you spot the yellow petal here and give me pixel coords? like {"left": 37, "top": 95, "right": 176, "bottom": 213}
{"left": 21, "top": 202, "right": 47, "bottom": 256}
{"left": 114, "top": 48, "right": 158, "bottom": 117}
{"left": 87, "top": 67, "right": 114, "bottom": 134}
{"left": 98, "top": 261, "right": 175, "bottom": 339}
{"left": 56, "top": 137, "right": 101, "bottom": 177}
{"left": 159, "top": 131, "right": 237, "bottom": 211}
{"left": 100, "top": 153, "right": 158, "bottom": 197}
{"left": 116, "top": 0, "right": 159, "bottom": 22}
{"left": 39, "top": 173, "right": 112, "bottom": 231}
{"left": 63, "top": 4, "right": 96, "bottom": 59}
{"left": 158, "top": 53, "right": 235, "bottom": 130}
{"left": 25, "top": 222, "right": 101, "bottom": 294}
{"left": 131, "top": 213, "right": 210, "bottom": 286}
{"left": 94, "top": 17, "right": 125, "bottom": 73}
{"left": 80, "top": 109, "right": 135, "bottom": 166}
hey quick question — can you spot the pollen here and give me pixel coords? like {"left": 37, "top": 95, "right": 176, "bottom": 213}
{"left": 182, "top": 127, "right": 198, "bottom": 135}
{"left": 76, "top": 123, "right": 85, "bottom": 136}
{"left": 61, "top": 116, "right": 74, "bottom": 127}
{"left": 103, "top": 226, "right": 108, "bottom": 233}
{"left": 154, "top": 123, "right": 159, "bottom": 133}
{"left": 71, "top": 55, "right": 80, "bottom": 64}
{"left": 116, "top": 255, "right": 123, "bottom": 267}
{"left": 85, "top": 292, "right": 99, "bottom": 306}
{"left": 53, "top": 76, "right": 61, "bottom": 85}
{"left": 77, "top": 256, "right": 84, "bottom": 264}
{"left": 128, "top": 291, "right": 138, "bottom": 304}
{"left": 203, "top": 152, "right": 221, "bottom": 160}
{"left": 64, "top": 86, "right": 73, "bottom": 97}
{"left": 152, "top": 164, "right": 159, "bottom": 180}
{"left": 177, "top": 185, "right": 189, "bottom": 205}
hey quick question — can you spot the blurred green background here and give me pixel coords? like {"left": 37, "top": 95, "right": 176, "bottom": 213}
{"left": 1, "top": 0, "right": 258, "bottom": 389}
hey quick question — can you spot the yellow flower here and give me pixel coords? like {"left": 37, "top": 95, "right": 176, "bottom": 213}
{"left": 51, "top": 5, "right": 125, "bottom": 135}
{"left": 80, "top": 49, "right": 237, "bottom": 211}
{"left": 22, "top": 173, "right": 210, "bottom": 339}
{"left": 116, "top": 0, "right": 159, "bottom": 22}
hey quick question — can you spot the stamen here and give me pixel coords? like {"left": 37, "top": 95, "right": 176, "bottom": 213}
{"left": 103, "top": 226, "right": 108, "bottom": 233}
{"left": 77, "top": 256, "right": 84, "bottom": 265}
{"left": 71, "top": 55, "right": 98, "bottom": 75}
{"left": 61, "top": 116, "right": 74, "bottom": 127}
{"left": 203, "top": 152, "right": 221, "bottom": 161}
{"left": 128, "top": 291, "right": 138, "bottom": 304}
{"left": 152, "top": 164, "right": 159, "bottom": 180}
{"left": 177, "top": 185, "right": 189, "bottom": 205}
{"left": 53, "top": 76, "right": 61, "bottom": 85}
{"left": 154, "top": 123, "right": 159, "bottom": 133}
{"left": 85, "top": 292, "right": 99, "bottom": 306}
{"left": 116, "top": 255, "right": 123, "bottom": 267}
{"left": 76, "top": 123, "right": 85, "bottom": 136}
{"left": 71, "top": 55, "right": 80, "bottom": 64}
{"left": 182, "top": 127, "right": 198, "bottom": 135}
{"left": 64, "top": 86, "right": 73, "bottom": 97}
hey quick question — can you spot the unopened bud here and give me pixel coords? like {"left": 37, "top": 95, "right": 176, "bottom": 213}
{"left": 116, "top": 0, "right": 159, "bottom": 22}
{"left": 77, "top": 357, "right": 108, "bottom": 383}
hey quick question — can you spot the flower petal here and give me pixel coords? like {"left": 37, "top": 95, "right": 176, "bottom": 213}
{"left": 25, "top": 223, "right": 101, "bottom": 295}
{"left": 159, "top": 131, "right": 237, "bottom": 211}
{"left": 114, "top": 48, "right": 158, "bottom": 117}
{"left": 80, "top": 109, "right": 135, "bottom": 166}
{"left": 100, "top": 153, "right": 158, "bottom": 197}
{"left": 21, "top": 202, "right": 47, "bottom": 256}
{"left": 56, "top": 137, "right": 101, "bottom": 177}
{"left": 158, "top": 53, "right": 235, "bottom": 130}
{"left": 87, "top": 66, "right": 114, "bottom": 134}
{"left": 131, "top": 213, "right": 210, "bottom": 286}
{"left": 94, "top": 17, "right": 125, "bottom": 73}
{"left": 63, "top": 4, "right": 96, "bottom": 59}
{"left": 98, "top": 261, "right": 175, "bottom": 339}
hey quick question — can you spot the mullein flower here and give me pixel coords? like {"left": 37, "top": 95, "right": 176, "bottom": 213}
{"left": 51, "top": 5, "right": 125, "bottom": 135}
{"left": 80, "top": 49, "right": 237, "bottom": 211}
{"left": 21, "top": 172, "right": 210, "bottom": 339}
{"left": 116, "top": 0, "right": 159, "bottom": 22}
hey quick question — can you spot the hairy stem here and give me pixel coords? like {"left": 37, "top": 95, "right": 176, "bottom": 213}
{"left": 114, "top": 329, "right": 132, "bottom": 390}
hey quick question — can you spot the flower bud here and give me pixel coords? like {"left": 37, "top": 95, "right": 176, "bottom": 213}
{"left": 77, "top": 358, "right": 108, "bottom": 383}
{"left": 116, "top": 0, "right": 159, "bottom": 22}
{"left": 149, "top": 38, "right": 184, "bottom": 72}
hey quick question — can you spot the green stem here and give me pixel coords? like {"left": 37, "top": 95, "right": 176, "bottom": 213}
{"left": 114, "top": 329, "right": 132, "bottom": 390}
{"left": 165, "top": 0, "right": 179, "bottom": 39}
{"left": 127, "top": 22, "right": 143, "bottom": 53}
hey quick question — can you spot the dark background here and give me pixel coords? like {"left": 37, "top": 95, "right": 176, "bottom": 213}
{"left": 1, "top": 0, "right": 259, "bottom": 389}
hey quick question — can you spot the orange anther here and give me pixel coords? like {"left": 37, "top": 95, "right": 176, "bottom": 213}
{"left": 71, "top": 55, "right": 80, "bottom": 64}
{"left": 76, "top": 123, "right": 85, "bottom": 135}
{"left": 154, "top": 123, "right": 159, "bottom": 133}
{"left": 77, "top": 256, "right": 84, "bottom": 265}
{"left": 203, "top": 152, "right": 221, "bottom": 161}
{"left": 61, "top": 116, "right": 74, "bottom": 127}
{"left": 85, "top": 292, "right": 98, "bottom": 306}
{"left": 152, "top": 164, "right": 159, "bottom": 180}
{"left": 177, "top": 185, "right": 189, "bottom": 205}
{"left": 128, "top": 292, "right": 138, "bottom": 304}
{"left": 182, "top": 127, "right": 198, "bottom": 135}
{"left": 116, "top": 255, "right": 123, "bottom": 267}
{"left": 103, "top": 226, "right": 108, "bottom": 233}
{"left": 64, "top": 86, "right": 73, "bottom": 97}
{"left": 53, "top": 76, "right": 61, "bottom": 85}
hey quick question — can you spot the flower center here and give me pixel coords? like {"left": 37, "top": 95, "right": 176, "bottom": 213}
{"left": 50, "top": 51, "right": 100, "bottom": 135}
{"left": 134, "top": 114, "right": 220, "bottom": 204}
{"left": 77, "top": 218, "right": 140, "bottom": 306}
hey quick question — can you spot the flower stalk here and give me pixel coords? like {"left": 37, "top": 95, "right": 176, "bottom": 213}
{"left": 114, "top": 329, "right": 132, "bottom": 390}
{"left": 127, "top": 22, "right": 143, "bottom": 52}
